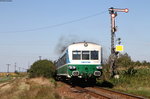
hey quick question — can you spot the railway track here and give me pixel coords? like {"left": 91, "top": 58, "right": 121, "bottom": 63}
{"left": 84, "top": 87, "right": 146, "bottom": 99}
{"left": 65, "top": 82, "right": 146, "bottom": 99}
{"left": 73, "top": 86, "right": 111, "bottom": 99}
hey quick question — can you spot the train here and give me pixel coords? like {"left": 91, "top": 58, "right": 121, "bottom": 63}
{"left": 55, "top": 42, "right": 102, "bottom": 84}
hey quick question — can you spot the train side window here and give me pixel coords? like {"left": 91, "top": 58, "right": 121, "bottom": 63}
{"left": 61, "top": 54, "right": 66, "bottom": 65}
{"left": 72, "top": 51, "right": 81, "bottom": 60}
{"left": 91, "top": 51, "right": 99, "bottom": 60}
{"left": 82, "top": 51, "right": 89, "bottom": 60}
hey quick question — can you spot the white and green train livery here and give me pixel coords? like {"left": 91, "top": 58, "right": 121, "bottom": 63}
{"left": 55, "top": 42, "right": 102, "bottom": 82}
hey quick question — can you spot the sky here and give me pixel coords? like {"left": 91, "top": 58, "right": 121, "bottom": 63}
{"left": 0, "top": 0, "right": 150, "bottom": 72}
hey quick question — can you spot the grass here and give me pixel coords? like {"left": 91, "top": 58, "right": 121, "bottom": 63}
{"left": 18, "top": 84, "right": 60, "bottom": 99}
{"left": 126, "top": 89, "right": 150, "bottom": 97}
{"left": 0, "top": 76, "right": 12, "bottom": 83}
{"left": 0, "top": 73, "right": 28, "bottom": 83}
{"left": 97, "top": 67, "right": 150, "bottom": 98}
{"left": 0, "top": 77, "right": 70, "bottom": 99}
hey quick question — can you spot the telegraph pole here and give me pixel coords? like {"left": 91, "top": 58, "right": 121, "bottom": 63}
{"left": 109, "top": 7, "right": 129, "bottom": 77}
{"left": 39, "top": 56, "right": 42, "bottom": 60}
{"left": 28, "top": 61, "right": 30, "bottom": 69}
{"left": 19, "top": 67, "right": 21, "bottom": 72}
{"left": 14, "top": 62, "right": 16, "bottom": 72}
{"left": 6, "top": 64, "right": 10, "bottom": 76}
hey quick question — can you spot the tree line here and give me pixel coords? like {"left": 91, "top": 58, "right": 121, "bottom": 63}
{"left": 27, "top": 53, "right": 150, "bottom": 78}
{"left": 116, "top": 53, "right": 150, "bottom": 68}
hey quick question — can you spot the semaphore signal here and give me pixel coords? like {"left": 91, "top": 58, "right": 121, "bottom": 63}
{"left": 109, "top": 7, "right": 129, "bottom": 77}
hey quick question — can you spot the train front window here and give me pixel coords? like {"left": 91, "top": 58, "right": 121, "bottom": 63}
{"left": 72, "top": 51, "right": 81, "bottom": 60}
{"left": 82, "top": 51, "right": 89, "bottom": 60}
{"left": 91, "top": 51, "right": 99, "bottom": 60}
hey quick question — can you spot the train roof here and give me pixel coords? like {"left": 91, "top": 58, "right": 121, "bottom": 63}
{"left": 70, "top": 41, "right": 100, "bottom": 46}
{"left": 64, "top": 42, "right": 101, "bottom": 51}
{"left": 56, "top": 41, "right": 101, "bottom": 61}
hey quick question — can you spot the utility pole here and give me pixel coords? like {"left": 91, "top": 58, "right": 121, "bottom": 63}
{"left": 6, "top": 64, "right": 10, "bottom": 76}
{"left": 28, "top": 61, "right": 30, "bottom": 69}
{"left": 14, "top": 62, "right": 16, "bottom": 72}
{"left": 109, "top": 7, "right": 129, "bottom": 77}
{"left": 19, "top": 67, "right": 21, "bottom": 72}
{"left": 39, "top": 56, "right": 42, "bottom": 60}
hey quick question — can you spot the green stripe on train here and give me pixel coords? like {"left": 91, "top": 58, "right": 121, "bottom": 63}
{"left": 57, "top": 64, "right": 102, "bottom": 77}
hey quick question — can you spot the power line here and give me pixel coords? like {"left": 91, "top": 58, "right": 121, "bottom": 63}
{"left": 0, "top": 11, "right": 107, "bottom": 33}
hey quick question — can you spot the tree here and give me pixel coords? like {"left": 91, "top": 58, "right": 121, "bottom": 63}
{"left": 29, "top": 60, "right": 55, "bottom": 78}
{"left": 116, "top": 53, "right": 132, "bottom": 67}
{"left": 134, "top": 61, "right": 141, "bottom": 66}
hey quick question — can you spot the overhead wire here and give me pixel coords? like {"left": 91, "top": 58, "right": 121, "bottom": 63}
{"left": 0, "top": 10, "right": 107, "bottom": 33}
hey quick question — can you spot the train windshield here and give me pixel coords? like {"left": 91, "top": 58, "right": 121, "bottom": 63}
{"left": 91, "top": 51, "right": 99, "bottom": 60}
{"left": 72, "top": 50, "right": 99, "bottom": 60}
{"left": 72, "top": 51, "right": 81, "bottom": 60}
{"left": 82, "top": 51, "right": 90, "bottom": 60}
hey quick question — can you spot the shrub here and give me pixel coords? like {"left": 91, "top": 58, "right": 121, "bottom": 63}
{"left": 116, "top": 53, "right": 132, "bottom": 67}
{"left": 29, "top": 60, "right": 55, "bottom": 78}
{"left": 124, "top": 67, "right": 137, "bottom": 76}
{"left": 14, "top": 70, "right": 19, "bottom": 75}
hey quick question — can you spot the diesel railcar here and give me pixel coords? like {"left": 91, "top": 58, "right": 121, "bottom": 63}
{"left": 55, "top": 42, "right": 102, "bottom": 83}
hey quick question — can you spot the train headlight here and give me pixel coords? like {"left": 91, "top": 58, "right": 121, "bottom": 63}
{"left": 72, "top": 66, "right": 76, "bottom": 70}
{"left": 68, "top": 66, "right": 76, "bottom": 70}
{"left": 69, "top": 66, "right": 73, "bottom": 70}
{"left": 96, "top": 66, "right": 102, "bottom": 70}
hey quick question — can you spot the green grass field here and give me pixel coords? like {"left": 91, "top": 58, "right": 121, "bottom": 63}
{"left": 98, "top": 67, "right": 150, "bottom": 98}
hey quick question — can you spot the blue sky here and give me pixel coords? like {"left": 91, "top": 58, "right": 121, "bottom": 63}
{"left": 0, "top": 0, "right": 150, "bottom": 72}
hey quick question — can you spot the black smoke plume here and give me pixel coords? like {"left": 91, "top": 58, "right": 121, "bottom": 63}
{"left": 54, "top": 35, "right": 80, "bottom": 55}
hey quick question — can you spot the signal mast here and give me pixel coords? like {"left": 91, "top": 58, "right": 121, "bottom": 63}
{"left": 109, "top": 7, "right": 129, "bottom": 77}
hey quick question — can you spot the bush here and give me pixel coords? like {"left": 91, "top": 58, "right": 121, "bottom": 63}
{"left": 14, "top": 70, "right": 19, "bottom": 75}
{"left": 124, "top": 67, "right": 137, "bottom": 76}
{"left": 29, "top": 60, "right": 55, "bottom": 78}
{"left": 116, "top": 53, "right": 132, "bottom": 67}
